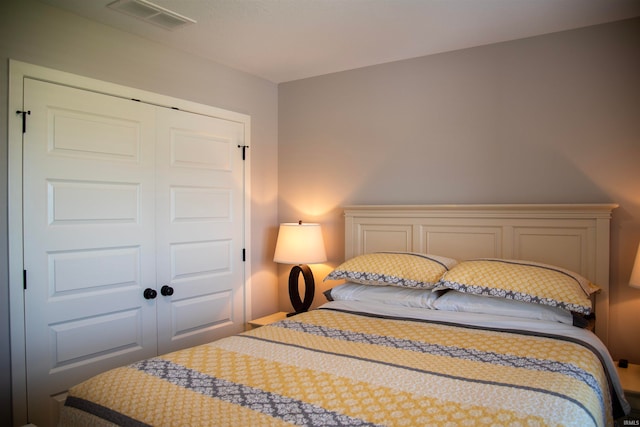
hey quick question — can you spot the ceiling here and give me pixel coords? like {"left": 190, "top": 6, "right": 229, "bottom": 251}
{"left": 38, "top": 0, "right": 640, "bottom": 83}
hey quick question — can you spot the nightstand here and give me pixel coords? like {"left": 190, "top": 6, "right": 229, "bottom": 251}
{"left": 248, "top": 311, "right": 289, "bottom": 328}
{"left": 616, "top": 362, "right": 640, "bottom": 419}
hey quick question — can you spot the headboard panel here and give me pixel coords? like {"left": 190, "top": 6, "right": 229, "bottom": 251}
{"left": 344, "top": 204, "right": 617, "bottom": 345}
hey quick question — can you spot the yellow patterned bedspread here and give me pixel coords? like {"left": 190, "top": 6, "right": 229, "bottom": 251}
{"left": 61, "top": 309, "right": 616, "bottom": 427}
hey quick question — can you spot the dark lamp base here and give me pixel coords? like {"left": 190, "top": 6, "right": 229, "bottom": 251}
{"left": 288, "top": 264, "right": 315, "bottom": 314}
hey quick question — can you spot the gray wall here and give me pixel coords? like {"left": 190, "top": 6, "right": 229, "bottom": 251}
{"left": 0, "top": 0, "right": 279, "bottom": 424}
{"left": 279, "top": 18, "right": 640, "bottom": 362}
{"left": 2, "top": 0, "right": 639, "bottom": 424}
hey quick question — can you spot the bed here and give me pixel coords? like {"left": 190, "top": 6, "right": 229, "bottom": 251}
{"left": 59, "top": 204, "right": 630, "bottom": 427}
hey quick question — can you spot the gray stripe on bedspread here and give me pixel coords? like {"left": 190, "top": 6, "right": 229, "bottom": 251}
{"left": 132, "top": 358, "right": 383, "bottom": 427}
{"left": 64, "top": 396, "right": 152, "bottom": 427}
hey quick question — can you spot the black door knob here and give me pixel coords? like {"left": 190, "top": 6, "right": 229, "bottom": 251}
{"left": 161, "top": 285, "right": 174, "bottom": 296}
{"left": 143, "top": 288, "right": 157, "bottom": 299}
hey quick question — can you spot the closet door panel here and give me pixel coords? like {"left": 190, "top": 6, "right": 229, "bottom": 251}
{"left": 155, "top": 108, "right": 245, "bottom": 354}
{"left": 22, "top": 79, "right": 158, "bottom": 426}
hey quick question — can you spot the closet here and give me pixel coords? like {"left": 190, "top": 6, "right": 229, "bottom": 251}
{"left": 11, "top": 64, "right": 250, "bottom": 426}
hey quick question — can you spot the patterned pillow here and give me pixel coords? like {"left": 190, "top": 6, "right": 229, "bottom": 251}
{"left": 324, "top": 252, "right": 457, "bottom": 289}
{"left": 436, "top": 259, "right": 598, "bottom": 314}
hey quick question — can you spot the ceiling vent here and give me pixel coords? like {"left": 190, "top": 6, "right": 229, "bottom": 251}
{"left": 108, "top": 0, "right": 196, "bottom": 31}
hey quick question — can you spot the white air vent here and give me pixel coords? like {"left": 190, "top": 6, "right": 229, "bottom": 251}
{"left": 108, "top": 0, "right": 196, "bottom": 31}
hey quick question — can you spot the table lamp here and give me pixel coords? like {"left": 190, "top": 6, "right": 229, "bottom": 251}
{"left": 274, "top": 221, "right": 327, "bottom": 315}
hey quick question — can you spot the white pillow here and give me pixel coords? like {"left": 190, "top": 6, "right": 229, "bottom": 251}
{"left": 325, "top": 282, "right": 441, "bottom": 309}
{"left": 432, "top": 290, "right": 574, "bottom": 325}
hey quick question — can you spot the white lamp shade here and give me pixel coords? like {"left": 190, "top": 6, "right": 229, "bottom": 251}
{"left": 631, "top": 243, "right": 640, "bottom": 289}
{"left": 274, "top": 222, "right": 327, "bottom": 265}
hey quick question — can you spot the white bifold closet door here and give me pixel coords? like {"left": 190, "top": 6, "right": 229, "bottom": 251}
{"left": 22, "top": 78, "right": 246, "bottom": 426}
{"left": 154, "top": 106, "right": 245, "bottom": 355}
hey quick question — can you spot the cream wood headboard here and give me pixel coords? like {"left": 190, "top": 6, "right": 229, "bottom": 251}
{"left": 344, "top": 204, "right": 618, "bottom": 345}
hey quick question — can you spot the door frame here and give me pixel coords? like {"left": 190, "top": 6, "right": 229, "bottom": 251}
{"left": 8, "top": 59, "right": 252, "bottom": 425}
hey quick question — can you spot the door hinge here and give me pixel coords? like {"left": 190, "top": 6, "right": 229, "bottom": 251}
{"left": 237, "top": 145, "right": 249, "bottom": 160}
{"left": 242, "top": 248, "right": 246, "bottom": 262}
{"left": 23, "top": 269, "right": 27, "bottom": 290}
{"left": 16, "top": 110, "right": 31, "bottom": 133}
